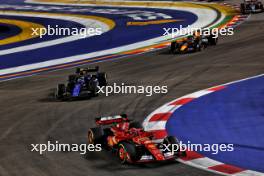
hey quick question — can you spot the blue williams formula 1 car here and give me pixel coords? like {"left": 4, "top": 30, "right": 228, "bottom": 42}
{"left": 241, "top": 0, "right": 264, "bottom": 14}
{"left": 55, "top": 66, "right": 107, "bottom": 100}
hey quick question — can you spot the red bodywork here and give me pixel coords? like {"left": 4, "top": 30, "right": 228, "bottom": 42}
{"left": 95, "top": 115, "right": 174, "bottom": 162}
{"left": 108, "top": 126, "right": 166, "bottom": 161}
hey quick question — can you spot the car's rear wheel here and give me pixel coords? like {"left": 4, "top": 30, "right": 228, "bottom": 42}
{"left": 208, "top": 35, "right": 218, "bottom": 45}
{"left": 170, "top": 41, "right": 176, "bottom": 53}
{"left": 87, "top": 127, "right": 104, "bottom": 144}
{"left": 55, "top": 84, "right": 65, "bottom": 99}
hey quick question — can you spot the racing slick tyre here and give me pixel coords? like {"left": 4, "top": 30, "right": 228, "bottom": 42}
{"left": 171, "top": 42, "right": 181, "bottom": 54}
{"left": 200, "top": 43, "right": 207, "bottom": 51}
{"left": 129, "top": 121, "right": 143, "bottom": 129}
{"left": 163, "top": 136, "right": 186, "bottom": 157}
{"left": 55, "top": 84, "right": 66, "bottom": 99}
{"left": 118, "top": 142, "right": 141, "bottom": 164}
{"left": 208, "top": 35, "right": 218, "bottom": 45}
{"left": 179, "top": 49, "right": 188, "bottom": 54}
{"left": 195, "top": 44, "right": 202, "bottom": 52}
{"left": 88, "top": 127, "right": 104, "bottom": 145}
{"left": 89, "top": 82, "right": 99, "bottom": 97}
{"left": 91, "top": 90, "right": 99, "bottom": 97}
{"left": 260, "top": 4, "right": 264, "bottom": 11}
{"left": 89, "top": 77, "right": 100, "bottom": 97}
{"left": 170, "top": 41, "right": 176, "bottom": 53}
{"left": 97, "top": 72, "right": 107, "bottom": 86}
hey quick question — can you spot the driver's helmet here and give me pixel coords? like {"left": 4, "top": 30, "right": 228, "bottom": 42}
{"left": 116, "top": 122, "right": 130, "bottom": 131}
{"left": 194, "top": 31, "right": 201, "bottom": 39}
{"left": 79, "top": 69, "right": 86, "bottom": 76}
{"left": 90, "top": 75, "right": 98, "bottom": 83}
{"left": 85, "top": 74, "right": 92, "bottom": 80}
{"left": 128, "top": 127, "right": 140, "bottom": 135}
{"left": 77, "top": 76, "right": 85, "bottom": 83}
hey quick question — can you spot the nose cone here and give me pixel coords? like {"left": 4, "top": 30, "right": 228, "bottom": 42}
{"left": 155, "top": 153, "right": 166, "bottom": 161}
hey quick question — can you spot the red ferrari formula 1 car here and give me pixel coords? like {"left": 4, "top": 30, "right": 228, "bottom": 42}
{"left": 87, "top": 114, "right": 186, "bottom": 164}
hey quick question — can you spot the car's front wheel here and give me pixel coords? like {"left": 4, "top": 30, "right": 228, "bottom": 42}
{"left": 98, "top": 72, "right": 107, "bottom": 87}
{"left": 118, "top": 142, "right": 140, "bottom": 164}
{"left": 163, "top": 136, "right": 186, "bottom": 158}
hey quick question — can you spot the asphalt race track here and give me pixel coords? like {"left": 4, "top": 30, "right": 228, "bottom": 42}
{"left": 0, "top": 2, "right": 264, "bottom": 176}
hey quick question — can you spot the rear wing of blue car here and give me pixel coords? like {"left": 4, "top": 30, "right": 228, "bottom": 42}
{"left": 76, "top": 66, "right": 99, "bottom": 74}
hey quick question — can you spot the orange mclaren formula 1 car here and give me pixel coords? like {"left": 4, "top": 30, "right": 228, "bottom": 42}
{"left": 170, "top": 33, "right": 218, "bottom": 54}
{"left": 87, "top": 114, "right": 186, "bottom": 164}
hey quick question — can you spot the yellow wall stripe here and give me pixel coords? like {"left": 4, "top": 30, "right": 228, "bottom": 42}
{"left": 0, "top": 10, "right": 115, "bottom": 45}
{"left": 0, "top": 10, "right": 115, "bottom": 30}
{"left": 0, "top": 19, "right": 44, "bottom": 45}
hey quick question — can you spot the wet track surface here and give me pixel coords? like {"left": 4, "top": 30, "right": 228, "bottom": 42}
{"left": 0, "top": 11, "right": 263, "bottom": 176}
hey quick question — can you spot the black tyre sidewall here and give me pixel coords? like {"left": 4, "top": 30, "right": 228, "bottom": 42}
{"left": 97, "top": 72, "right": 107, "bottom": 87}
{"left": 88, "top": 127, "right": 104, "bottom": 144}
{"left": 118, "top": 142, "right": 140, "bottom": 163}
{"left": 56, "top": 84, "right": 65, "bottom": 99}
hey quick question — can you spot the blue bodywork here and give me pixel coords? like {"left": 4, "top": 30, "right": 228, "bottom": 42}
{"left": 72, "top": 83, "right": 82, "bottom": 97}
